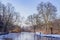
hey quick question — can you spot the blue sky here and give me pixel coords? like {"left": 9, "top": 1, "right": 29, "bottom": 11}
{"left": 0, "top": 0, "right": 60, "bottom": 18}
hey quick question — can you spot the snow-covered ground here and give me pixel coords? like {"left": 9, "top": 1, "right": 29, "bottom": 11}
{"left": 0, "top": 32, "right": 60, "bottom": 40}
{"left": 35, "top": 32, "right": 47, "bottom": 36}
{"left": 45, "top": 34, "right": 60, "bottom": 38}
{"left": 35, "top": 32, "right": 60, "bottom": 38}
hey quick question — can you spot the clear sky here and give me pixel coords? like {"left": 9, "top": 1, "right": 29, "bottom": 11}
{"left": 0, "top": 0, "right": 60, "bottom": 18}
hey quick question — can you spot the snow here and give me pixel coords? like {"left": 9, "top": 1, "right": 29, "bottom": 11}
{"left": 0, "top": 32, "right": 60, "bottom": 40}
{"left": 35, "top": 32, "right": 60, "bottom": 38}
{"left": 35, "top": 32, "right": 47, "bottom": 36}
{"left": 35, "top": 32, "right": 40, "bottom": 35}
{"left": 45, "top": 34, "right": 60, "bottom": 38}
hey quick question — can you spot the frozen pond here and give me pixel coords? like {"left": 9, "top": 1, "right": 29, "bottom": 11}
{"left": 0, "top": 32, "right": 60, "bottom": 40}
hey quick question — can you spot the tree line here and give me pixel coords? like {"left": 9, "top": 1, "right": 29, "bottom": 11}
{"left": 0, "top": 2, "right": 21, "bottom": 33}
{"left": 26, "top": 2, "right": 60, "bottom": 34}
{"left": 0, "top": 2, "right": 60, "bottom": 34}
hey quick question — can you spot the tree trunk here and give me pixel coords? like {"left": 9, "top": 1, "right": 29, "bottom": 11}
{"left": 50, "top": 27, "right": 53, "bottom": 34}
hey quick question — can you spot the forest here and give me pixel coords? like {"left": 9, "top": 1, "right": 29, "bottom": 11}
{"left": 0, "top": 2, "right": 60, "bottom": 34}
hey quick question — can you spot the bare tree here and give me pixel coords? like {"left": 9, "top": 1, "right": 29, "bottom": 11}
{"left": 37, "top": 2, "right": 57, "bottom": 34}
{"left": 27, "top": 14, "right": 40, "bottom": 32}
{"left": 0, "top": 2, "right": 21, "bottom": 34}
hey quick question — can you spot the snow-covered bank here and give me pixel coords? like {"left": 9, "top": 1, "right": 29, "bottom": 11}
{"left": 35, "top": 32, "right": 46, "bottom": 36}
{"left": 44, "top": 34, "right": 60, "bottom": 38}
{"left": 0, "top": 32, "right": 60, "bottom": 40}
{"left": 35, "top": 32, "right": 60, "bottom": 38}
